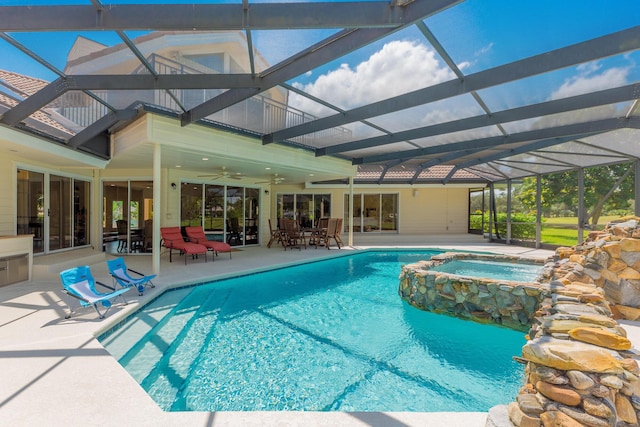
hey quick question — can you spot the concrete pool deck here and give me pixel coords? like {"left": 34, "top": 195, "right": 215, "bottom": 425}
{"left": 0, "top": 234, "right": 606, "bottom": 426}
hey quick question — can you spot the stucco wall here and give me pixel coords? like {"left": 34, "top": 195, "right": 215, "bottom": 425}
{"left": 270, "top": 185, "right": 471, "bottom": 235}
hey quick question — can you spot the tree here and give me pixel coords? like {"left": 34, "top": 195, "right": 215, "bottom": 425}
{"left": 514, "top": 163, "right": 635, "bottom": 225}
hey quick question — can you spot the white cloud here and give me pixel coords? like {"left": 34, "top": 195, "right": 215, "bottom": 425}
{"left": 457, "top": 61, "right": 471, "bottom": 71}
{"left": 550, "top": 63, "right": 629, "bottom": 100}
{"left": 475, "top": 42, "right": 494, "bottom": 57}
{"left": 289, "top": 40, "right": 455, "bottom": 117}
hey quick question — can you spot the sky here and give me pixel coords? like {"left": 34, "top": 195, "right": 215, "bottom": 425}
{"left": 0, "top": 0, "right": 639, "bottom": 138}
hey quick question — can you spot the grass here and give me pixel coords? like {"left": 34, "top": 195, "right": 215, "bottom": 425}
{"left": 542, "top": 215, "right": 621, "bottom": 226}
{"left": 540, "top": 227, "right": 578, "bottom": 246}
{"left": 541, "top": 215, "right": 628, "bottom": 246}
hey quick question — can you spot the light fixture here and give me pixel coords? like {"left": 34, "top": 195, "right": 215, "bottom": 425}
{"left": 413, "top": 189, "right": 419, "bottom": 197}
{"left": 171, "top": 183, "right": 177, "bottom": 190}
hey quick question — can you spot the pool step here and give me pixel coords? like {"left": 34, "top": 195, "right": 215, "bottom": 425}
{"left": 115, "top": 288, "right": 207, "bottom": 383}
{"left": 138, "top": 288, "right": 231, "bottom": 410}
{"left": 101, "top": 288, "right": 192, "bottom": 360}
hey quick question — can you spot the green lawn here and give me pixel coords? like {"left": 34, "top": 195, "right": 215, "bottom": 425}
{"left": 543, "top": 215, "right": 621, "bottom": 226}
{"left": 540, "top": 227, "right": 578, "bottom": 246}
{"left": 541, "top": 215, "right": 625, "bottom": 246}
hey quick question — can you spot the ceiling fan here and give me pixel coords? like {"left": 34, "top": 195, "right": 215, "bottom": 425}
{"left": 256, "top": 174, "right": 285, "bottom": 185}
{"left": 198, "top": 166, "right": 244, "bottom": 180}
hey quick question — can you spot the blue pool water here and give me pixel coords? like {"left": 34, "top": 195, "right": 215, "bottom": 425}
{"left": 432, "top": 259, "right": 542, "bottom": 282}
{"left": 100, "top": 250, "right": 526, "bottom": 412}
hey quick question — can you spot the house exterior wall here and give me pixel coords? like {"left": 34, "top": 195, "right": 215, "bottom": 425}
{"left": 269, "top": 184, "right": 473, "bottom": 236}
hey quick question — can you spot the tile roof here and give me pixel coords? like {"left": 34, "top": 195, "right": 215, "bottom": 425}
{"left": 0, "top": 85, "right": 75, "bottom": 137}
{"left": 0, "top": 69, "right": 48, "bottom": 98}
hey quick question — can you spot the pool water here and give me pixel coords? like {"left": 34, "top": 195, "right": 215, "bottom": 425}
{"left": 432, "top": 259, "right": 542, "bottom": 282}
{"left": 101, "top": 251, "right": 526, "bottom": 412}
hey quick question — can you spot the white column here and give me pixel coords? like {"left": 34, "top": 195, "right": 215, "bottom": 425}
{"left": 153, "top": 143, "right": 161, "bottom": 275}
{"left": 348, "top": 176, "right": 354, "bottom": 247}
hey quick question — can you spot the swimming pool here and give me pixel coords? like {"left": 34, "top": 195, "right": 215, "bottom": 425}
{"left": 100, "top": 250, "right": 526, "bottom": 412}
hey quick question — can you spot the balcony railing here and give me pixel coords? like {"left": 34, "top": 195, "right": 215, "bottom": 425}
{"left": 53, "top": 53, "right": 351, "bottom": 148}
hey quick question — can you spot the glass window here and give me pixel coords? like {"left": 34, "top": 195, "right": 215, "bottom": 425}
{"left": 181, "top": 183, "right": 204, "bottom": 228}
{"left": 226, "top": 186, "right": 244, "bottom": 246}
{"left": 103, "top": 180, "right": 153, "bottom": 254}
{"left": 17, "top": 168, "right": 91, "bottom": 254}
{"left": 204, "top": 184, "right": 225, "bottom": 241}
{"left": 344, "top": 193, "right": 398, "bottom": 233}
{"left": 245, "top": 188, "right": 259, "bottom": 245}
{"left": 296, "top": 194, "right": 313, "bottom": 228}
{"left": 278, "top": 194, "right": 295, "bottom": 227}
{"left": 276, "top": 194, "right": 332, "bottom": 228}
{"left": 74, "top": 180, "right": 90, "bottom": 247}
{"left": 314, "top": 194, "right": 331, "bottom": 221}
{"left": 381, "top": 194, "right": 398, "bottom": 232}
{"left": 181, "top": 182, "right": 260, "bottom": 247}
{"left": 16, "top": 169, "right": 44, "bottom": 254}
{"left": 49, "top": 174, "right": 72, "bottom": 251}
{"left": 468, "top": 188, "right": 485, "bottom": 234}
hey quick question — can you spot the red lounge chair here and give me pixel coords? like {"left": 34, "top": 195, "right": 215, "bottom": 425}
{"left": 160, "top": 227, "right": 207, "bottom": 264}
{"left": 185, "top": 226, "right": 233, "bottom": 260}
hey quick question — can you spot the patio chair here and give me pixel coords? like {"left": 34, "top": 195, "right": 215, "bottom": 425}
{"left": 317, "top": 218, "right": 343, "bottom": 250}
{"left": 60, "top": 265, "right": 130, "bottom": 319}
{"left": 106, "top": 256, "right": 156, "bottom": 296}
{"left": 282, "top": 219, "right": 306, "bottom": 251}
{"left": 116, "top": 219, "right": 128, "bottom": 252}
{"left": 160, "top": 226, "right": 208, "bottom": 264}
{"left": 226, "top": 217, "right": 242, "bottom": 244}
{"left": 307, "top": 217, "right": 329, "bottom": 246}
{"left": 267, "top": 218, "right": 284, "bottom": 248}
{"left": 142, "top": 219, "right": 153, "bottom": 253}
{"left": 185, "top": 226, "right": 232, "bottom": 260}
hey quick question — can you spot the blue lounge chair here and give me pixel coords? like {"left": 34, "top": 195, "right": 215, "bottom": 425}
{"left": 60, "top": 266, "right": 130, "bottom": 319}
{"left": 106, "top": 257, "right": 156, "bottom": 296}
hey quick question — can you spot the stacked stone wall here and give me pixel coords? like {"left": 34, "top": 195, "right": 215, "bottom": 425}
{"left": 399, "top": 252, "right": 550, "bottom": 331}
{"left": 507, "top": 217, "right": 640, "bottom": 427}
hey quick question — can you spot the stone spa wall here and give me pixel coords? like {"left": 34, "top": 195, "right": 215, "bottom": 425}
{"left": 398, "top": 252, "right": 550, "bottom": 331}
{"left": 399, "top": 218, "right": 640, "bottom": 426}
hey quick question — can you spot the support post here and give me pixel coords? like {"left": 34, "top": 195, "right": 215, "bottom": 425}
{"left": 536, "top": 174, "right": 541, "bottom": 249}
{"left": 577, "top": 168, "right": 585, "bottom": 244}
{"left": 348, "top": 176, "right": 354, "bottom": 247}
{"left": 506, "top": 179, "right": 512, "bottom": 245}
{"left": 153, "top": 143, "right": 161, "bottom": 275}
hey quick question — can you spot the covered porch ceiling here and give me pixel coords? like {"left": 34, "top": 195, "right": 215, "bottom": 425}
{"left": 0, "top": 1, "right": 638, "bottom": 185}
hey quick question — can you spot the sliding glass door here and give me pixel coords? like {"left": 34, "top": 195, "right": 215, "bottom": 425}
{"left": 17, "top": 168, "right": 91, "bottom": 254}
{"left": 344, "top": 193, "right": 398, "bottom": 233}
{"left": 181, "top": 182, "right": 260, "bottom": 247}
{"left": 102, "top": 180, "right": 154, "bottom": 255}
{"left": 276, "top": 193, "right": 331, "bottom": 228}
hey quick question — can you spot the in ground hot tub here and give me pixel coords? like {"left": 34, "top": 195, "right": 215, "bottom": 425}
{"left": 399, "top": 252, "right": 552, "bottom": 331}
